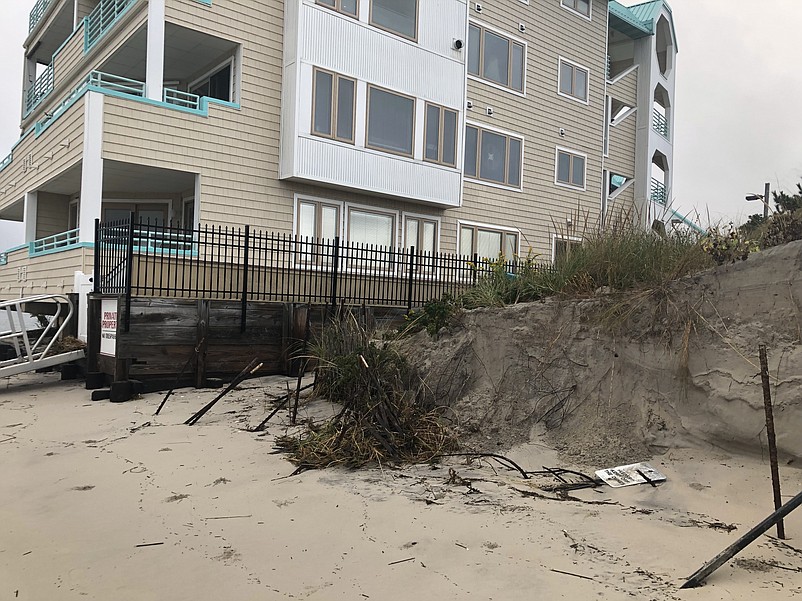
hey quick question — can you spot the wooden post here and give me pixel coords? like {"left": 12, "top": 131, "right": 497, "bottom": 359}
{"left": 195, "top": 300, "right": 209, "bottom": 388}
{"left": 680, "top": 489, "right": 802, "bottom": 589}
{"left": 758, "top": 344, "right": 785, "bottom": 539}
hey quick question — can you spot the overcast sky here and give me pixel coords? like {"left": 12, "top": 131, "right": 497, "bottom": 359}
{"left": 1, "top": 0, "right": 801, "bottom": 247}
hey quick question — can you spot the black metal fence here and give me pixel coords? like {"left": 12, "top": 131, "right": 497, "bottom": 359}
{"left": 94, "top": 218, "right": 551, "bottom": 330}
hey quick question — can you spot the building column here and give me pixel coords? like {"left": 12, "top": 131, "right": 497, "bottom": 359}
{"left": 79, "top": 92, "right": 104, "bottom": 244}
{"left": 146, "top": 0, "right": 166, "bottom": 102}
{"left": 23, "top": 191, "right": 38, "bottom": 243}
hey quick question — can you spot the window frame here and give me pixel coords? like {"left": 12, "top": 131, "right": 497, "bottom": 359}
{"left": 552, "top": 234, "right": 583, "bottom": 263}
{"left": 467, "top": 21, "right": 527, "bottom": 95}
{"left": 558, "top": 57, "right": 590, "bottom": 104}
{"left": 311, "top": 68, "right": 357, "bottom": 144}
{"left": 554, "top": 147, "right": 588, "bottom": 191}
{"left": 315, "top": 0, "right": 359, "bottom": 19}
{"left": 346, "top": 204, "right": 398, "bottom": 249}
{"left": 458, "top": 220, "right": 520, "bottom": 260}
{"left": 188, "top": 57, "right": 236, "bottom": 103}
{"left": 294, "top": 196, "right": 344, "bottom": 241}
{"left": 423, "top": 102, "right": 458, "bottom": 168}
{"left": 369, "top": 0, "right": 419, "bottom": 42}
{"left": 365, "top": 84, "right": 417, "bottom": 158}
{"left": 403, "top": 213, "right": 440, "bottom": 254}
{"left": 464, "top": 122, "right": 524, "bottom": 190}
{"left": 560, "top": 0, "right": 591, "bottom": 20}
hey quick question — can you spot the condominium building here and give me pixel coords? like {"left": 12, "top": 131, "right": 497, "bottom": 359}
{"left": 0, "top": 0, "right": 678, "bottom": 335}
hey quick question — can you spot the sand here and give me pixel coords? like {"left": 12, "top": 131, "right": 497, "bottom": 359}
{"left": 2, "top": 371, "right": 801, "bottom": 600}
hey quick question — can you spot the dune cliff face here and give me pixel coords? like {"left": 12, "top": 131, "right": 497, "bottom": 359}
{"left": 401, "top": 240, "right": 802, "bottom": 466}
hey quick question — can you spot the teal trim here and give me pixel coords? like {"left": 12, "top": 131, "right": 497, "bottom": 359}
{"left": 0, "top": 128, "right": 36, "bottom": 174}
{"left": 84, "top": 0, "right": 139, "bottom": 52}
{"left": 29, "top": 242, "right": 94, "bottom": 258}
{"left": 667, "top": 207, "right": 706, "bottom": 235}
{"left": 192, "top": 0, "right": 213, "bottom": 4}
{"left": 28, "top": 0, "right": 53, "bottom": 34}
{"left": 608, "top": 1, "right": 652, "bottom": 37}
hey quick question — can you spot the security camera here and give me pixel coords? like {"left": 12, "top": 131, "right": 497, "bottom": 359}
{"left": 452, "top": 39, "right": 464, "bottom": 51}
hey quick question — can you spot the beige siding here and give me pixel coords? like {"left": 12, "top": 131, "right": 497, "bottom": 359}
{"left": 0, "top": 247, "right": 93, "bottom": 299}
{"left": 452, "top": 0, "right": 609, "bottom": 258}
{"left": 76, "top": 0, "right": 100, "bottom": 21}
{"left": 36, "top": 192, "right": 71, "bottom": 238}
{"left": 607, "top": 112, "right": 637, "bottom": 178}
{"left": 53, "top": 29, "right": 86, "bottom": 91}
{"left": 0, "top": 97, "right": 86, "bottom": 215}
{"left": 608, "top": 66, "right": 638, "bottom": 107}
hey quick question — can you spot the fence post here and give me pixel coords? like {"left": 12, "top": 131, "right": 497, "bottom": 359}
{"left": 123, "top": 213, "right": 135, "bottom": 333}
{"left": 93, "top": 218, "right": 100, "bottom": 294}
{"left": 472, "top": 253, "right": 479, "bottom": 286}
{"left": 406, "top": 246, "right": 416, "bottom": 314}
{"left": 330, "top": 236, "right": 340, "bottom": 311}
{"left": 240, "top": 224, "right": 250, "bottom": 333}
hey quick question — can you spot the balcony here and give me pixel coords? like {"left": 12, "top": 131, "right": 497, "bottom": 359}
{"left": 29, "top": 0, "right": 54, "bottom": 34}
{"left": 652, "top": 108, "right": 669, "bottom": 139}
{"left": 84, "top": 0, "right": 139, "bottom": 52}
{"left": 25, "top": 65, "right": 55, "bottom": 116}
{"left": 651, "top": 178, "right": 667, "bottom": 206}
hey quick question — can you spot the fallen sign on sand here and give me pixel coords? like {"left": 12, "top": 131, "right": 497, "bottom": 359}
{"left": 595, "top": 462, "right": 667, "bottom": 488}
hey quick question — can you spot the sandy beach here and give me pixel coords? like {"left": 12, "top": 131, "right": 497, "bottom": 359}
{"left": 1, "top": 371, "right": 801, "bottom": 600}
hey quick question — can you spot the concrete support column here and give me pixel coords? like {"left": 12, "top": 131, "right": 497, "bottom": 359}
{"left": 79, "top": 92, "right": 104, "bottom": 244}
{"left": 146, "top": 0, "right": 166, "bottom": 102}
{"left": 23, "top": 191, "right": 38, "bottom": 243}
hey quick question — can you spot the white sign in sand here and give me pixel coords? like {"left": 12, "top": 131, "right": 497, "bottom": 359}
{"left": 595, "top": 462, "right": 667, "bottom": 488}
{"left": 100, "top": 299, "right": 118, "bottom": 357}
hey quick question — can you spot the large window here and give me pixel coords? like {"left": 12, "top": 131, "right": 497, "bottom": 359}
{"left": 312, "top": 69, "right": 356, "bottom": 143}
{"left": 468, "top": 23, "right": 525, "bottom": 93}
{"left": 316, "top": 0, "right": 358, "bottom": 17}
{"left": 366, "top": 86, "right": 415, "bottom": 156}
{"left": 297, "top": 199, "right": 341, "bottom": 240}
{"left": 464, "top": 125, "right": 523, "bottom": 188}
{"left": 556, "top": 148, "right": 586, "bottom": 189}
{"left": 190, "top": 61, "right": 233, "bottom": 102}
{"left": 370, "top": 0, "right": 418, "bottom": 40}
{"left": 561, "top": 0, "right": 590, "bottom": 18}
{"left": 424, "top": 103, "right": 458, "bottom": 167}
{"left": 559, "top": 59, "right": 589, "bottom": 103}
{"left": 405, "top": 216, "right": 438, "bottom": 254}
{"left": 459, "top": 224, "right": 518, "bottom": 260}
{"left": 348, "top": 207, "right": 395, "bottom": 247}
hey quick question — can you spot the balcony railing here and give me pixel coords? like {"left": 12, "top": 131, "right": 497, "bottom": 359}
{"left": 30, "top": 228, "right": 81, "bottom": 256}
{"left": 25, "top": 64, "right": 55, "bottom": 116}
{"left": 88, "top": 71, "right": 146, "bottom": 96}
{"left": 28, "top": 0, "right": 53, "bottom": 34}
{"left": 651, "top": 178, "right": 667, "bottom": 206}
{"left": 653, "top": 108, "right": 669, "bottom": 139}
{"left": 84, "top": 0, "right": 138, "bottom": 51}
{"left": 164, "top": 88, "right": 201, "bottom": 110}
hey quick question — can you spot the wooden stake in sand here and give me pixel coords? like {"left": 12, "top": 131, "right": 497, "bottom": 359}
{"left": 680, "top": 489, "right": 802, "bottom": 589}
{"left": 758, "top": 344, "right": 785, "bottom": 539}
{"left": 185, "top": 358, "right": 261, "bottom": 426}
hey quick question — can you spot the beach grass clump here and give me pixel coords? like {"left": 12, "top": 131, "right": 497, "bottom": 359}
{"left": 275, "top": 312, "right": 457, "bottom": 469}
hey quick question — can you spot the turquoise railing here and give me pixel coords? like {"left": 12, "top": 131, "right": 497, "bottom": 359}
{"left": 0, "top": 152, "right": 12, "bottom": 173}
{"left": 25, "top": 64, "right": 55, "bottom": 115}
{"left": 28, "top": 0, "right": 53, "bottom": 33}
{"left": 87, "top": 71, "right": 146, "bottom": 96}
{"left": 651, "top": 178, "right": 667, "bottom": 206}
{"left": 653, "top": 109, "right": 669, "bottom": 139}
{"left": 164, "top": 88, "right": 200, "bottom": 110}
{"left": 30, "top": 228, "right": 81, "bottom": 256}
{"left": 84, "top": 0, "right": 137, "bottom": 51}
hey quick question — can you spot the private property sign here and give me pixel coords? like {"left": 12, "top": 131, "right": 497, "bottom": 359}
{"left": 100, "top": 299, "right": 117, "bottom": 356}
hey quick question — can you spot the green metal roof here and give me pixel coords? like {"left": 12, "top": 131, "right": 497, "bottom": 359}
{"left": 608, "top": 0, "right": 678, "bottom": 51}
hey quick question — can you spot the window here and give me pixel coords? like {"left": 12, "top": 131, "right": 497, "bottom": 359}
{"left": 366, "top": 86, "right": 415, "bottom": 156}
{"left": 68, "top": 199, "right": 79, "bottom": 231}
{"left": 559, "top": 59, "right": 589, "bottom": 102}
{"left": 424, "top": 103, "right": 458, "bottom": 167}
{"left": 297, "top": 199, "right": 341, "bottom": 240}
{"left": 316, "top": 0, "right": 358, "bottom": 17}
{"left": 464, "top": 125, "right": 523, "bottom": 188}
{"left": 370, "top": 0, "right": 418, "bottom": 40}
{"left": 182, "top": 199, "right": 195, "bottom": 230}
{"left": 405, "top": 216, "right": 438, "bottom": 254}
{"left": 312, "top": 69, "right": 356, "bottom": 143}
{"left": 553, "top": 236, "right": 582, "bottom": 263}
{"left": 468, "top": 23, "right": 525, "bottom": 93}
{"left": 561, "top": 0, "right": 590, "bottom": 18}
{"left": 459, "top": 224, "right": 518, "bottom": 260}
{"left": 190, "top": 61, "right": 233, "bottom": 102}
{"left": 348, "top": 207, "right": 395, "bottom": 247}
{"left": 555, "top": 149, "right": 586, "bottom": 189}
